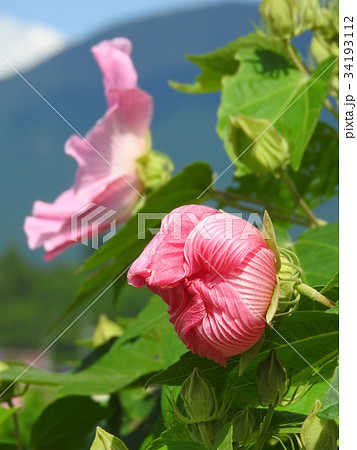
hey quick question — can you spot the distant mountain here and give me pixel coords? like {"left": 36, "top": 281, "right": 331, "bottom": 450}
{"left": 0, "top": 2, "right": 336, "bottom": 263}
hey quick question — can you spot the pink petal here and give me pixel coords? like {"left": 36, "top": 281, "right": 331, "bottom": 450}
{"left": 24, "top": 177, "right": 140, "bottom": 260}
{"left": 65, "top": 89, "right": 152, "bottom": 200}
{"left": 184, "top": 213, "right": 268, "bottom": 276}
{"left": 226, "top": 246, "right": 277, "bottom": 317}
{"left": 128, "top": 205, "right": 217, "bottom": 288}
{"left": 91, "top": 38, "right": 138, "bottom": 107}
{"left": 183, "top": 278, "right": 266, "bottom": 363}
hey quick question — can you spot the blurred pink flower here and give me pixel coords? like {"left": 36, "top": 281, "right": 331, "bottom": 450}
{"left": 128, "top": 205, "right": 277, "bottom": 365}
{"left": 24, "top": 38, "right": 152, "bottom": 260}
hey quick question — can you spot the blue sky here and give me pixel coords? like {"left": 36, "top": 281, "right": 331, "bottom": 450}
{"left": 0, "top": 0, "right": 258, "bottom": 79}
{"left": 0, "top": 0, "right": 259, "bottom": 40}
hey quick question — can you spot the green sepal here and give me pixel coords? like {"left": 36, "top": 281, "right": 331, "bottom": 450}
{"left": 263, "top": 210, "right": 281, "bottom": 272}
{"left": 265, "top": 278, "right": 280, "bottom": 324}
{"left": 136, "top": 150, "right": 174, "bottom": 192}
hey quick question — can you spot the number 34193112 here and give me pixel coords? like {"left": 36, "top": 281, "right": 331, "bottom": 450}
{"left": 344, "top": 17, "right": 354, "bottom": 78}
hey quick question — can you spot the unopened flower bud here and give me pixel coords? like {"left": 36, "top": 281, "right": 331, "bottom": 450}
{"left": 260, "top": 0, "right": 296, "bottom": 38}
{"left": 136, "top": 149, "right": 173, "bottom": 192}
{"left": 311, "top": 35, "right": 336, "bottom": 64}
{"left": 301, "top": 400, "right": 338, "bottom": 450}
{"left": 297, "top": 0, "right": 320, "bottom": 31}
{"left": 180, "top": 367, "right": 217, "bottom": 422}
{"left": 233, "top": 408, "right": 255, "bottom": 445}
{"left": 228, "top": 114, "right": 290, "bottom": 176}
{"left": 256, "top": 349, "right": 287, "bottom": 406}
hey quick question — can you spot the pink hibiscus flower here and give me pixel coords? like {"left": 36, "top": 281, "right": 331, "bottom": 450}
{"left": 128, "top": 205, "right": 277, "bottom": 366}
{"left": 24, "top": 38, "right": 152, "bottom": 260}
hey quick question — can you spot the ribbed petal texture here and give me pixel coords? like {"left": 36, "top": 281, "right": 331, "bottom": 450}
{"left": 128, "top": 205, "right": 277, "bottom": 366}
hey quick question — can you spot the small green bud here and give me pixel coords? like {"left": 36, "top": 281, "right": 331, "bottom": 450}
{"left": 260, "top": 0, "right": 296, "bottom": 38}
{"left": 180, "top": 367, "right": 217, "bottom": 422}
{"left": 297, "top": 0, "right": 320, "bottom": 31}
{"left": 228, "top": 114, "right": 290, "bottom": 177}
{"left": 92, "top": 314, "right": 124, "bottom": 348}
{"left": 256, "top": 349, "right": 287, "bottom": 406}
{"left": 136, "top": 150, "right": 174, "bottom": 192}
{"left": 311, "top": 35, "right": 333, "bottom": 64}
{"left": 301, "top": 400, "right": 338, "bottom": 450}
{"left": 233, "top": 408, "right": 255, "bottom": 445}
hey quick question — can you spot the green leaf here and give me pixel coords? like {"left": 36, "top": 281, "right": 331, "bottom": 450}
{"left": 116, "top": 295, "right": 186, "bottom": 365}
{"left": 239, "top": 333, "right": 265, "bottom": 376}
{"left": 290, "top": 122, "right": 338, "bottom": 207}
{"left": 321, "top": 272, "right": 339, "bottom": 295}
{"left": 0, "top": 407, "right": 20, "bottom": 426}
{"left": 147, "top": 310, "right": 338, "bottom": 408}
{"left": 213, "top": 424, "right": 233, "bottom": 449}
{"left": 30, "top": 396, "right": 111, "bottom": 450}
{"left": 146, "top": 420, "right": 205, "bottom": 450}
{"left": 116, "top": 296, "right": 169, "bottom": 346}
{"left": 58, "top": 337, "right": 165, "bottom": 396}
{"left": 170, "top": 33, "right": 288, "bottom": 93}
{"left": 290, "top": 59, "right": 337, "bottom": 170}
{"left": 0, "top": 444, "right": 18, "bottom": 450}
{"left": 0, "top": 299, "right": 185, "bottom": 396}
{"left": 318, "top": 366, "right": 339, "bottom": 420}
{"left": 294, "top": 223, "right": 339, "bottom": 286}
{"left": 218, "top": 46, "right": 334, "bottom": 171}
{"left": 326, "top": 301, "right": 339, "bottom": 315}
{"left": 90, "top": 427, "right": 128, "bottom": 450}
{"left": 268, "top": 410, "right": 307, "bottom": 434}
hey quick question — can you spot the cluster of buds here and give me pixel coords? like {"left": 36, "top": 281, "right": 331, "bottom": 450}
{"left": 169, "top": 368, "right": 228, "bottom": 447}
{"left": 259, "top": 0, "right": 337, "bottom": 38}
{"left": 259, "top": 0, "right": 339, "bottom": 101}
{"left": 310, "top": 1, "right": 339, "bottom": 100}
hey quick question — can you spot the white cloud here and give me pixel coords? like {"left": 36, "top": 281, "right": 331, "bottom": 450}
{"left": 0, "top": 16, "right": 66, "bottom": 80}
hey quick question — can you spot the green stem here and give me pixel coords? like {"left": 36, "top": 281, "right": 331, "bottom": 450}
{"left": 286, "top": 41, "right": 309, "bottom": 76}
{"left": 296, "top": 283, "right": 336, "bottom": 309}
{"left": 279, "top": 172, "right": 325, "bottom": 228}
{"left": 253, "top": 405, "right": 275, "bottom": 450}
{"left": 198, "top": 423, "right": 213, "bottom": 449}
{"left": 209, "top": 191, "right": 310, "bottom": 227}
{"left": 212, "top": 189, "right": 307, "bottom": 220}
{"left": 285, "top": 40, "right": 339, "bottom": 121}
{"left": 7, "top": 400, "right": 22, "bottom": 450}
